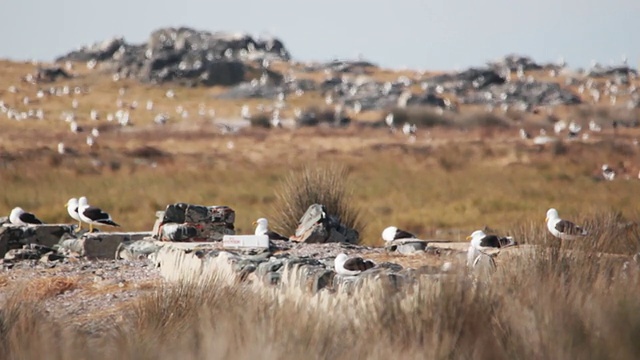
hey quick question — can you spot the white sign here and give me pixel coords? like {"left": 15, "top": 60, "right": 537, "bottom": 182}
{"left": 222, "top": 234, "right": 269, "bottom": 249}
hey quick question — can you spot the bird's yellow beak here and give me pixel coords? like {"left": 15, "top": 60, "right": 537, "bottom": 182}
{"left": 252, "top": 221, "right": 257, "bottom": 226}
{"left": 545, "top": 217, "right": 548, "bottom": 222}
{"left": 466, "top": 235, "right": 472, "bottom": 240}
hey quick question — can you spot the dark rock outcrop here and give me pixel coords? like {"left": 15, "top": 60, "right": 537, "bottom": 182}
{"left": 56, "top": 27, "right": 292, "bottom": 87}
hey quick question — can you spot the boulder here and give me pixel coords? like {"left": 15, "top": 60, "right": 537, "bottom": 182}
{"left": 290, "top": 204, "right": 359, "bottom": 244}
{"left": 0, "top": 224, "right": 75, "bottom": 257}
{"left": 385, "top": 239, "right": 427, "bottom": 254}
{"left": 153, "top": 203, "right": 236, "bottom": 242}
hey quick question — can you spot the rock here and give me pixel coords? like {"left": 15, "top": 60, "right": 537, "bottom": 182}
{"left": 257, "top": 259, "right": 284, "bottom": 277}
{"left": 263, "top": 271, "right": 282, "bottom": 286}
{"left": 291, "top": 204, "right": 359, "bottom": 244}
{"left": 303, "top": 60, "right": 377, "bottom": 74}
{"left": 385, "top": 239, "right": 427, "bottom": 254}
{"left": 56, "top": 27, "right": 291, "bottom": 87}
{"left": 311, "top": 269, "right": 335, "bottom": 293}
{"left": 154, "top": 203, "right": 236, "bottom": 242}
{"left": 0, "top": 224, "right": 75, "bottom": 257}
{"left": 58, "top": 232, "right": 151, "bottom": 259}
{"left": 428, "top": 67, "right": 507, "bottom": 92}
{"left": 116, "top": 239, "right": 162, "bottom": 260}
{"left": 488, "top": 54, "right": 545, "bottom": 72}
{"left": 588, "top": 65, "right": 637, "bottom": 78}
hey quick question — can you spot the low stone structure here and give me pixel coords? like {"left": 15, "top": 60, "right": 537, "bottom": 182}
{"left": 152, "top": 203, "right": 236, "bottom": 242}
{"left": 0, "top": 224, "right": 75, "bottom": 256}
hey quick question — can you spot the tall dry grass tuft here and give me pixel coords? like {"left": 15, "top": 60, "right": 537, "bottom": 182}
{"left": 271, "top": 164, "right": 364, "bottom": 237}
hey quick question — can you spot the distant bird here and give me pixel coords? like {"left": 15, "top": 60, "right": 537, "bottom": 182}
{"left": 385, "top": 113, "right": 395, "bottom": 128}
{"left": 9, "top": 207, "right": 43, "bottom": 225}
{"left": 334, "top": 253, "right": 376, "bottom": 276}
{"left": 402, "top": 122, "right": 417, "bottom": 136}
{"left": 77, "top": 196, "right": 120, "bottom": 232}
{"left": 519, "top": 128, "right": 531, "bottom": 140}
{"left": 241, "top": 105, "right": 251, "bottom": 120}
{"left": 381, "top": 226, "right": 416, "bottom": 242}
{"left": 65, "top": 197, "right": 83, "bottom": 231}
{"left": 545, "top": 208, "right": 587, "bottom": 240}
{"left": 588, "top": 120, "right": 602, "bottom": 132}
{"left": 253, "top": 217, "right": 289, "bottom": 241}
{"left": 466, "top": 230, "right": 515, "bottom": 268}
{"left": 57, "top": 142, "right": 66, "bottom": 155}
{"left": 601, "top": 164, "right": 615, "bottom": 181}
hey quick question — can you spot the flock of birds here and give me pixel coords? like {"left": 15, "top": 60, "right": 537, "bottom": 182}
{"left": 248, "top": 208, "right": 587, "bottom": 276}
{"left": 7, "top": 196, "right": 119, "bottom": 233}
{"left": 6, "top": 205, "right": 589, "bottom": 274}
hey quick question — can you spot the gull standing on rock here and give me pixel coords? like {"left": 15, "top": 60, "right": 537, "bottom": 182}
{"left": 78, "top": 196, "right": 120, "bottom": 232}
{"left": 253, "top": 217, "right": 289, "bottom": 241}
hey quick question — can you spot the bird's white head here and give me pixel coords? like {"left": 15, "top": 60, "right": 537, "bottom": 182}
{"left": 65, "top": 198, "right": 78, "bottom": 208}
{"left": 466, "top": 230, "right": 487, "bottom": 244}
{"left": 601, "top": 164, "right": 610, "bottom": 171}
{"left": 10, "top": 207, "right": 23, "bottom": 217}
{"left": 546, "top": 208, "right": 559, "bottom": 223}
{"left": 253, "top": 218, "right": 268, "bottom": 235}
{"left": 381, "top": 226, "right": 398, "bottom": 242}
{"left": 78, "top": 197, "right": 88, "bottom": 207}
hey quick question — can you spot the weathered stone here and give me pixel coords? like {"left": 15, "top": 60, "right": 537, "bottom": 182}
{"left": 291, "top": 204, "right": 359, "bottom": 244}
{"left": 263, "top": 271, "right": 282, "bottom": 286}
{"left": 155, "top": 203, "right": 236, "bottom": 242}
{"left": 311, "top": 269, "right": 335, "bottom": 293}
{"left": 385, "top": 239, "right": 427, "bottom": 254}
{"left": 68, "top": 232, "right": 152, "bottom": 259}
{"left": 0, "top": 224, "right": 75, "bottom": 256}
{"left": 56, "top": 27, "right": 291, "bottom": 87}
{"left": 116, "top": 239, "right": 162, "bottom": 261}
{"left": 257, "top": 259, "right": 284, "bottom": 277}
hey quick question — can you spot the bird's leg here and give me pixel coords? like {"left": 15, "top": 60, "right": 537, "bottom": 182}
{"left": 89, "top": 223, "right": 94, "bottom": 233}
{"left": 76, "top": 220, "right": 82, "bottom": 232}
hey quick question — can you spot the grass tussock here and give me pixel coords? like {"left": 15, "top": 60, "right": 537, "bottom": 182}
{"left": 272, "top": 164, "right": 364, "bottom": 237}
{"left": 3, "top": 223, "right": 640, "bottom": 358}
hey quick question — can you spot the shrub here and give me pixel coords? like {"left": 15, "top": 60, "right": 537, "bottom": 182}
{"left": 271, "top": 164, "right": 364, "bottom": 238}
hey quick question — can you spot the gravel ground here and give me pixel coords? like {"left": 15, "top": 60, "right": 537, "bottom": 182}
{"left": 0, "top": 258, "right": 162, "bottom": 332}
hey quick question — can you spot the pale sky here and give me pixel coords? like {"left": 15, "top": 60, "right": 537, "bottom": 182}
{"left": 2, "top": 0, "right": 638, "bottom": 71}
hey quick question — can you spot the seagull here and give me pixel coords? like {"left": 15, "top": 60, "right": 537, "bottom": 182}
{"left": 601, "top": 164, "right": 615, "bottom": 181}
{"left": 334, "top": 253, "right": 376, "bottom": 276}
{"left": 519, "top": 128, "right": 531, "bottom": 140}
{"left": 545, "top": 208, "right": 587, "bottom": 240}
{"left": 65, "top": 197, "right": 83, "bottom": 231}
{"left": 9, "top": 207, "right": 44, "bottom": 225}
{"left": 253, "top": 218, "right": 289, "bottom": 241}
{"left": 466, "top": 230, "right": 515, "bottom": 268}
{"left": 77, "top": 196, "right": 120, "bottom": 232}
{"left": 382, "top": 226, "right": 416, "bottom": 242}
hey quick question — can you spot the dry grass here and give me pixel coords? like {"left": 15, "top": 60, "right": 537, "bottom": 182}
{"left": 0, "top": 221, "right": 640, "bottom": 359}
{"left": 17, "top": 276, "right": 78, "bottom": 301}
{"left": 271, "top": 164, "right": 364, "bottom": 237}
